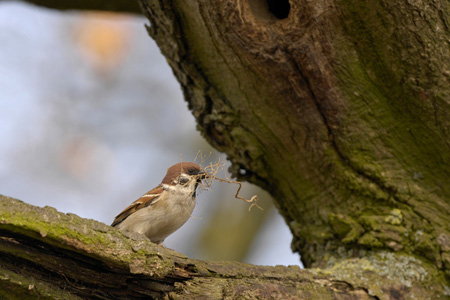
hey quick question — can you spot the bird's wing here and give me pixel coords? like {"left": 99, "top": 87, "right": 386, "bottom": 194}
{"left": 111, "top": 186, "right": 164, "bottom": 227}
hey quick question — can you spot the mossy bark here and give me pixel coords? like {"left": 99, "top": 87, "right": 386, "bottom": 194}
{"left": 139, "top": 0, "right": 450, "bottom": 295}
{"left": 1, "top": 196, "right": 448, "bottom": 299}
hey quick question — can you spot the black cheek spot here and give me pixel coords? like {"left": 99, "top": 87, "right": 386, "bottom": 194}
{"left": 179, "top": 177, "right": 189, "bottom": 185}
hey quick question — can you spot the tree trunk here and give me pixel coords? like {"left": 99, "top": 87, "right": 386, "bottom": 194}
{"left": 139, "top": 0, "right": 450, "bottom": 297}
{"left": 2, "top": 0, "right": 450, "bottom": 298}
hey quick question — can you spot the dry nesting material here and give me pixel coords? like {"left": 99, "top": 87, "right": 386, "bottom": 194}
{"left": 195, "top": 156, "right": 262, "bottom": 211}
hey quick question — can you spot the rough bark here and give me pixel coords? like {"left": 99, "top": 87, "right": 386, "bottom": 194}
{"left": 140, "top": 0, "right": 450, "bottom": 285}
{"left": 1, "top": 196, "right": 447, "bottom": 299}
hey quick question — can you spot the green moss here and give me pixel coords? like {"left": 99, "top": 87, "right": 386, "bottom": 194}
{"left": 357, "top": 211, "right": 414, "bottom": 252}
{"left": 358, "top": 233, "right": 384, "bottom": 248}
{"left": 290, "top": 221, "right": 333, "bottom": 243}
{"left": 325, "top": 151, "right": 390, "bottom": 203}
{"left": 329, "top": 213, "right": 364, "bottom": 243}
{"left": 385, "top": 209, "right": 403, "bottom": 225}
{"left": 0, "top": 196, "right": 174, "bottom": 276}
{"left": 414, "top": 231, "right": 440, "bottom": 264}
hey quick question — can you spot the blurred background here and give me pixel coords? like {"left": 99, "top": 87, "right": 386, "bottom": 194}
{"left": 0, "top": 2, "right": 301, "bottom": 266}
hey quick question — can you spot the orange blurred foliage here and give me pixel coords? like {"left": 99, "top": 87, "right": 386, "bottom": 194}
{"left": 73, "top": 12, "right": 132, "bottom": 73}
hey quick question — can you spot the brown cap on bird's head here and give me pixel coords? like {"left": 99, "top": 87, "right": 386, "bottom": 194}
{"left": 161, "top": 162, "right": 204, "bottom": 184}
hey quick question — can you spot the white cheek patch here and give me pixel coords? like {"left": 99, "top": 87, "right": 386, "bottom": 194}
{"left": 162, "top": 183, "right": 175, "bottom": 192}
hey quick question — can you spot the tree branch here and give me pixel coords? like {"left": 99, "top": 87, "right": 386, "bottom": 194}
{"left": 4, "top": 0, "right": 142, "bottom": 14}
{"left": 0, "top": 195, "right": 445, "bottom": 299}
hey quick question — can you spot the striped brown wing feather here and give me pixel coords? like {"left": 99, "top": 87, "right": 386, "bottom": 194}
{"left": 111, "top": 186, "right": 164, "bottom": 227}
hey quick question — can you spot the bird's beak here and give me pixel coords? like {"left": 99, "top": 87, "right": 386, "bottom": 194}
{"left": 198, "top": 170, "right": 206, "bottom": 179}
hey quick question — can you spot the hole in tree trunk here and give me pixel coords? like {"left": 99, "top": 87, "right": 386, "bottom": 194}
{"left": 267, "top": 0, "right": 290, "bottom": 19}
{"left": 248, "top": 0, "right": 291, "bottom": 21}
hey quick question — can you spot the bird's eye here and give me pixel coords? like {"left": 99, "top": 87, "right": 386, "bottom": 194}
{"left": 188, "top": 168, "right": 194, "bottom": 174}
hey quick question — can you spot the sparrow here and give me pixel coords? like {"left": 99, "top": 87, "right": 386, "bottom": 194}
{"left": 111, "top": 162, "right": 205, "bottom": 245}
